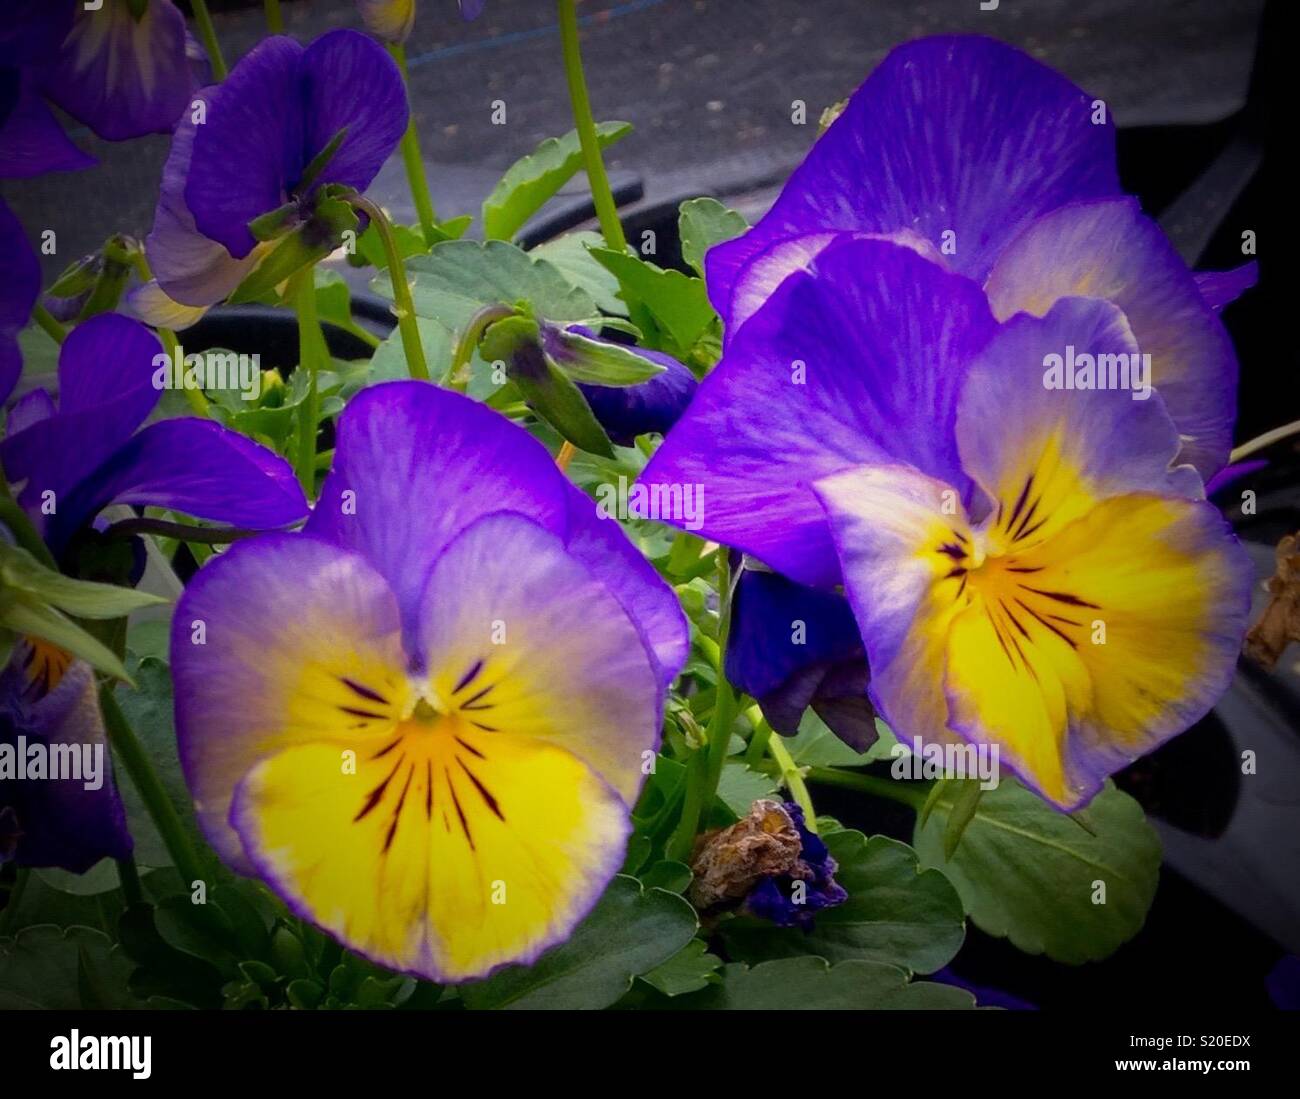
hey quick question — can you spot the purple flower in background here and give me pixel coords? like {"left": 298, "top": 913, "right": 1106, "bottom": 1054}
{"left": 144, "top": 30, "right": 408, "bottom": 311}
{"left": 0, "top": 314, "right": 309, "bottom": 558}
{"left": 743, "top": 802, "right": 847, "bottom": 930}
{"left": 709, "top": 35, "right": 1251, "bottom": 479}
{"left": 460, "top": 0, "right": 487, "bottom": 20}
{"left": 37, "top": 0, "right": 196, "bottom": 141}
{"left": 726, "top": 564, "right": 876, "bottom": 751}
{"left": 0, "top": 652, "right": 131, "bottom": 873}
{"left": 0, "top": 198, "right": 39, "bottom": 404}
{"left": 171, "top": 383, "right": 687, "bottom": 980}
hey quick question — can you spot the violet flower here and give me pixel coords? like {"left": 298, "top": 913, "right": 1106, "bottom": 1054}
{"left": 646, "top": 236, "right": 1252, "bottom": 809}
{"left": 171, "top": 382, "right": 687, "bottom": 980}
{"left": 743, "top": 802, "right": 847, "bottom": 930}
{"left": 0, "top": 198, "right": 39, "bottom": 404}
{"left": 142, "top": 29, "right": 407, "bottom": 313}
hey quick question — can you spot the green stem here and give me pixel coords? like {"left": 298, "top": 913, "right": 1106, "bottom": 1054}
{"left": 556, "top": 0, "right": 626, "bottom": 253}
{"left": 115, "top": 856, "right": 144, "bottom": 908}
{"left": 264, "top": 0, "right": 284, "bottom": 34}
{"left": 32, "top": 303, "right": 66, "bottom": 346}
{"left": 1229, "top": 419, "right": 1300, "bottom": 464}
{"left": 293, "top": 270, "right": 328, "bottom": 494}
{"left": 450, "top": 303, "right": 516, "bottom": 391}
{"left": 799, "top": 765, "right": 930, "bottom": 811}
{"left": 667, "top": 554, "right": 737, "bottom": 860}
{"left": 98, "top": 685, "right": 209, "bottom": 891}
{"left": 387, "top": 44, "right": 439, "bottom": 247}
{"left": 765, "top": 726, "right": 817, "bottom": 831}
{"left": 743, "top": 705, "right": 773, "bottom": 768}
{"left": 190, "top": 0, "right": 228, "bottom": 81}
{"left": 159, "top": 326, "right": 209, "bottom": 417}
{"left": 347, "top": 195, "right": 430, "bottom": 381}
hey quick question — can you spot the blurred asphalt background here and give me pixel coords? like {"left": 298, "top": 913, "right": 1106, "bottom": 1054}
{"left": 1, "top": 0, "right": 1267, "bottom": 279}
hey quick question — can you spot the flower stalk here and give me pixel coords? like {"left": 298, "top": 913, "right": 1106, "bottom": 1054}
{"left": 346, "top": 194, "right": 430, "bottom": 382}
{"left": 387, "top": 44, "right": 440, "bottom": 248}
{"left": 189, "top": 0, "right": 229, "bottom": 81}
{"left": 292, "top": 268, "right": 329, "bottom": 493}
{"left": 556, "top": 0, "right": 627, "bottom": 253}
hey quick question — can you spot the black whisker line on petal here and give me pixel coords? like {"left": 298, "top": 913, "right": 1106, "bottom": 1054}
{"left": 425, "top": 760, "right": 434, "bottom": 820}
{"left": 457, "top": 757, "right": 505, "bottom": 822}
{"left": 354, "top": 755, "right": 405, "bottom": 822}
{"left": 339, "top": 677, "right": 390, "bottom": 706}
{"left": 1005, "top": 474, "right": 1034, "bottom": 531}
{"left": 370, "top": 736, "right": 403, "bottom": 760}
{"left": 1020, "top": 585, "right": 1100, "bottom": 609}
{"left": 458, "top": 682, "right": 496, "bottom": 708}
{"left": 454, "top": 736, "right": 486, "bottom": 760}
{"left": 445, "top": 767, "right": 475, "bottom": 850}
{"left": 338, "top": 705, "right": 389, "bottom": 721}
{"left": 1015, "top": 597, "right": 1078, "bottom": 649}
{"left": 452, "top": 659, "right": 485, "bottom": 695}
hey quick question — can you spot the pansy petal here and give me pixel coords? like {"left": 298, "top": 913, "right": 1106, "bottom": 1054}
{"left": 146, "top": 87, "right": 262, "bottom": 308}
{"left": 49, "top": 418, "right": 308, "bottom": 551}
{"left": 308, "top": 382, "right": 568, "bottom": 632}
{"left": 1, "top": 315, "right": 162, "bottom": 513}
{"left": 6, "top": 389, "right": 55, "bottom": 435}
{"left": 709, "top": 35, "right": 1118, "bottom": 334}
{"left": 301, "top": 29, "right": 408, "bottom": 197}
{"left": 229, "top": 730, "right": 628, "bottom": 983}
{"left": 0, "top": 1, "right": 75, "bottom": 69}
{"left": 171, "top": 534, "right": 412, "bottom": 868}
{"left": 417, "top": 511, "right": 661, "bottom": 804}
{"left": 957, "top": 296, "right": 1203, "bottom": 554}
{"left": 813, "top": 463, "right": 974, "bottom": 747}
{"left": 40, "top": 0, "right": 193, "bottom": 141}
{"left": 185, "top": 36, "right": 305, "bottom": 260}
{"left": 0, "top": 661, "right": 132, "bottom": 873}
{"left": 0, "top": 74, "right": 95, "bottom": 178}
{"left": 1194, "top": 263, "right": 1258, "bottom": 312}
{"left": 985, "top": 197, "right": 1237, "bottom": 477}
{"left": 944, "top": 494, "right": 1252, "bottom": 808}
{"left": 124, "top": 279, "right": 211, "bottom": 330}
{"left": 572, "top": 333, "right": 698, "bottom": 446}
{"left": 459, "top": 0, "right": 487, "bottom": 18}
{"left": 561, "top": 488, "right": 688, "bottom": 692}
{"left": 643, "top": 237, "right": 994, "bottom": 587}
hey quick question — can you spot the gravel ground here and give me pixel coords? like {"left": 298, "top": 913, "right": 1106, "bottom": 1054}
{"left": 2, "top": 0, "right": 1265, "bottom": 279}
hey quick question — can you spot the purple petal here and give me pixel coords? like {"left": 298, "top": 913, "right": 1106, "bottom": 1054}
{"left": 1195, "top": 262, "right": 1258, "bottom": 312}
{"left": 986, "top": 197, "right": 1238, "bottom": 478}
{"left": 301, "top": 29, "right": 408, "bottom": 195}
{"left": 642, "top": 237, "right": 995, "bottom": 588}
{"left": 48, "top": 418, "right": 308, "bottom": 552}
{"left": 459, "top": 0, "right": 487, "bottom": 19}
{"left": 0, "top": 72, "right": 95, "bottom": 178}
{"left": 185, "top": 36, "right": 306, "bottom": 260}
{"left": 39, "top": 0, "right": 193, "bottom": 141}
{"left": 0, "top": 315, "right": 163, "bottom": 516}
{"left": 709, "top": 35, "right": 1118, "bottom": 337}
{"left": 0, "top": 661, "right": 132, "bottom": 873}
{"left": 0, "top": 197, "right": 39, "bottom": 404}
{"left": 6, "top": 389, "right": 55, "bottom": 435}
{"left": 307, "top": 382, "right": 687, "bottom": 684}
{"left": 146, "top": 86, "right": 260, "bottom": 307}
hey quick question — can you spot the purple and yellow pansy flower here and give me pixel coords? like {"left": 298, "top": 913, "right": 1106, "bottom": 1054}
{"left": 645, "top": 236, "right": 1252, "bottom": 809}
{"left": 708, "top": 35, "right": 1253, "bottom": 480}
{"left": 139, "top": 29, "right": 407, "bottom": 321}
{"left": 171, "top": 382, "right": 687, "bottom": 981}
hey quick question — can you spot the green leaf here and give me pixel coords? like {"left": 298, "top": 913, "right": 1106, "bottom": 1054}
{"left": 0, "top": 925, "right": 143, "bottom": 1009}
{"left": 0, "top": 598, "right": 131, "bottom": 683}
{"left": 548, "top": 326, "right": 665, "bottom": 386}
{"left": 35, "top": 861, "right": 122, "bottom": 898}
{"left": 672, "top": 957, "right": 975, "bottom": 1010}
{"left": 355, "top": 220, "right": 429, "bottom": 270}
{"left": 460, "top": 876, "right": 697, "bottom": 1009}
{"left": 721, "top": 831, "right": 965, "bottom": 973}
{"left": 716, "top": 761, "right": 778, "bottom": 817}
{"left": 639, "top": 938, "right": 720, "bottom": 997}
{"left": 913, "top": 778, "right": 1161, "bottom": 963}
{"left": 785, "top": 709, "right": 873, "bottom": 768}
{"left": 378, "top": 240, "right": 597, "bottom": 333}
{"left": 638, "top": 859, "right": 692, "bottom": 894}
{"left": 590, "top": 247, "right": 716, "bottom": 355}
{"left": 368, "top": 316, "right": 455, "bottom": 387}
{"left": 529, "top": 231, "right": 626, "bottom": 315}
{"left": 678, "top": 197, "right": 748, "bottom": 277}
{"left": 943, "top": 779, "right": 985, "bottom": 859}
{"left": 482, "top": 122, "right": 632, "bottom": 241}
{"left": 0, "top": 542, "right": 166, "bottom": 618}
